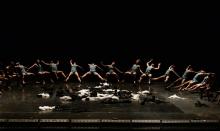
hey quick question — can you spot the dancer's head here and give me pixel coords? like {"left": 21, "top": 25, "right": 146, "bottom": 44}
{"left": 36, "top": 59, "right": 40, "bottom": 63}
{"left": 135, "top": 59, "right": 140, "bottom": 64}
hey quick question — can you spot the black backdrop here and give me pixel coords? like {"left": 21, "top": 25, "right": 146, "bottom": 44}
{"left": 0, "top": 15, "right": 219, "bottom": 85}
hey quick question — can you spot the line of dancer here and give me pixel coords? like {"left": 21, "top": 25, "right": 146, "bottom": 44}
{"left": 0, "top": 58, "right": 216, "bottom": 92}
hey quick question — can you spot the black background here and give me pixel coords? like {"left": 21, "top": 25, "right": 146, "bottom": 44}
{"left": 0, "top": 14, "right": 219, "bottom": 85}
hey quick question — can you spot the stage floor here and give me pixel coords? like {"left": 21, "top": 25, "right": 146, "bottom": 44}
{"left": 0, "top": 82, "right": 220, "bottom": 120}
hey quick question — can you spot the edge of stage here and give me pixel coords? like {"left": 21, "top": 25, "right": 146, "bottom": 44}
{"left": 0, "top": 119, "right": 220, "bottom": 130}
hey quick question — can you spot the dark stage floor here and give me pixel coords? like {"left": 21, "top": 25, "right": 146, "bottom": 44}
{"left": 0, "top": 82, "right": 220, "bottom": 121}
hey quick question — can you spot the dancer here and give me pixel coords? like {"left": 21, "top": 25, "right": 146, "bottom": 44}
{"left": 65, "top": 59, "right": 82, "bottom": 83}
{"left": 176, "top": 70, "right": 212, "bottom": 91}
{"left": 15, "top": 62, "right": 34, "bottom": 84}
{"left": 0, "top": 70, "right": 7, "bottom": 92}
{"left": 5, "top": 61, "right": 17, "bottom": 79}
{"left": 28, "top": 59, "right": 50, "bottom": 84}
{"left": 28, "top": 59, "right": 50, "bottom": 75}
{"left": 187, "top": 74, "right": 215, "bottom": 91}
{"left": 138, "top": 59, "right": 161, "bottom": 84}
{"left": 0, "top": 70, "right": 7, "bottom": 82}
{"left": 81, "top": 63, "right": 105, "bottom": 81}
{"left": 152, "top": 65, "right": 180, "bottom": 83}
{"left": 41, "top": 60, "right": 66, "bottom": 80}
{"left": 3, "top": 61, "right": 18, "bottom": 88}
{"left": 101, "top": 61, "right": 123, "bottom": 82}
{"left": 166, "top": 65, "right": 195, "bottom": 89}
{"left": 124, "top": 59, "right": 142, "bottom": 83}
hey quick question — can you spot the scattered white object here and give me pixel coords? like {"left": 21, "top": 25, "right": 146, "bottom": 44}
{"left": 103, "top": 82, "right": 110, "bottom": 86}
{"left": 77, "top": 89, "right": 89, "bottom": 93}
{"left": 131, "top": 90, "right": 150, "bottom": 101}
{"left": 77, "top": 89, "right": 90, "bottom": 97}
{"left": 168, "top": 94, "right": 186, "bottom": 100}
{"left": 97, "top": 93, "right": 113, "bottom": 98}
{"left": 103, "top": 89, "right": 120, "bottom": 94}
{"left": 111, "top": 96, "right": 119, "bottom": 100}
{"left": 39, "top": 106, "right": 55, "bottom": 111}
{"left": 82, "top": 97, "right": 100, "bottom": 101}
{"left": 94, "top": 86, "right": 102, "bottom": 89}
{"left": 82, "top": 93, "right": 116, "bottom": 101}
{"left": 120, "top": 90, "right": 130, "bottom": 93}
{"left": 131, "top": 93, "right": 140, "bottom": 101}
{"left": 100, "top": 82, "right": 110, "bottom": 86}
{"left": 59, "top": 96, "right": 72, "bottom": 101}
{"left": 37, "top": 93, "right": 50, "bottom": 99}
{"left": 103, "top": 89, "right": 115, "bottom": 92}
{"left": 137, "top": 90, "right": 150, "bottom": 94}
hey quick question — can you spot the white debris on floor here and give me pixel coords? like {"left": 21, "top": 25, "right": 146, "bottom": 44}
{"left": 131, "top": 90, "right": 151, "bottom": 101}
{"left": 39, "top": 106, "right": 55, "bottom": 111}
{"left": 168, "top": 94, "right": 186, "bottom": 100}
{"left": 137, "top": 90, "right": 150, "bottom": 94}
{"left": 59, "top": 96, "right": 72, "bottom": 101}
{"left": 100, "top": 82, "right": 110, "bottom": 87}
{"left": 93, "top": 85, "right": 102, "bottom": 89}
{"left": 131, "top": 93, "right": 140, "bottom": 101}
{"left": 37, "top": 93, "right": 50, "bottom": 99}
{"left": 82, "top": 93, "right": 117, "bottom": 101}
{"left": 77, "top": 89, "right": 90, "bottom": 97}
